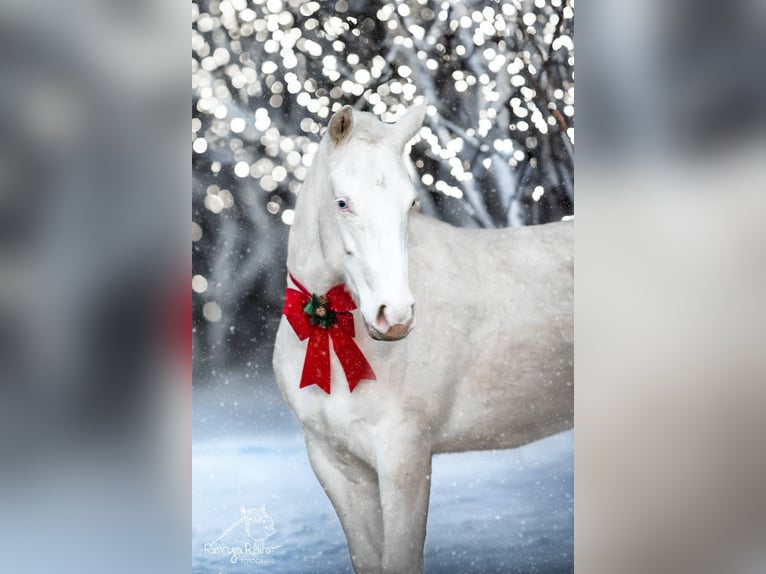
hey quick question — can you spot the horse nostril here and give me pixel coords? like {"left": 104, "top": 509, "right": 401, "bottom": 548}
{"left": 376, "top": 305, "right": 387, "bottom": 326}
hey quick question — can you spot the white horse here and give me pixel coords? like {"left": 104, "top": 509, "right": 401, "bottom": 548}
{"left": 273, "top": 105, "right": 573, "bottom": 574}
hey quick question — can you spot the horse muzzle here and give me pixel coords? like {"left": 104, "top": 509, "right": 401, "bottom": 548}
{"left": 365, "top": 320, "right": 414, "bottom": 341}
{"left": 365, "top": 309, "right": 415, "bottom": 341}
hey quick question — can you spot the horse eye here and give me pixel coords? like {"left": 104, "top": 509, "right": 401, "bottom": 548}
{"left": 335, "top": 198, "right": 349, "bottom": 211}
{"left": 410, "top": 199, "right": 417, "bottom": 210}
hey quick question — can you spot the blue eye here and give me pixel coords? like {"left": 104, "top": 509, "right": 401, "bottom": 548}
{"left": 335, "top": 198, "right": 349, "bottom": 210}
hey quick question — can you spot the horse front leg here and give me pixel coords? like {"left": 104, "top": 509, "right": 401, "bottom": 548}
{"left": 304, "top": 429, "right": 384, "bottom": 574}
{"left": 376, "top": 424, "right": 432, "bottom": 574}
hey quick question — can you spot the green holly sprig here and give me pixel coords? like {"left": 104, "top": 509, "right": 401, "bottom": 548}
{"left": 303, "top": 294, "right": 337, "bottom": 329}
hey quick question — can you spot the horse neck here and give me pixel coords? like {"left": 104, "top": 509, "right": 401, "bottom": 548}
{"left": 286, "top": 140, "right": 344, "bottom": 294}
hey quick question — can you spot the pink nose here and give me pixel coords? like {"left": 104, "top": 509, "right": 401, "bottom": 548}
{"left": 372, "top": 304, "right": 415, "bottom": 341}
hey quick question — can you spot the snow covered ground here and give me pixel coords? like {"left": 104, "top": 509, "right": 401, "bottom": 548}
{"left": 193, "top": 378, "right": 573, "bottom": 574}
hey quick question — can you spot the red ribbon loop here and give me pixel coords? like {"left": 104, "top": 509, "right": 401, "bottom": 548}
{"left": 282, "top": 274, "right": 376, "bottom": 394}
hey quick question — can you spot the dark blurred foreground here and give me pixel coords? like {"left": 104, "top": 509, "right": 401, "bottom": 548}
{"left": 0, "top": 1, "right": 188, "bottom": 573}
{"left": 0, "top": 1, "right": 764, "bottom": 573}
{"left": 576, "top": 0, "right": 766, "bottom": 572}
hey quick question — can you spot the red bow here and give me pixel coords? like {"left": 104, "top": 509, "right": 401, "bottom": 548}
{"left": 282, "top": 273, "right": 376, "bottom": 394}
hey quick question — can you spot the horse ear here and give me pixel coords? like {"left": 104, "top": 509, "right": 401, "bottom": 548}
{"left": 240, "top": 506, "right": 247, "bottom": 516}
{"left": 393, "top": 104, "right": 426, "bottom": 150}
{"left": 329, "top": 105, "right": 354, "bottom": 145}
{"left": 260, "top": 504, "right": 266, "bottom": 512}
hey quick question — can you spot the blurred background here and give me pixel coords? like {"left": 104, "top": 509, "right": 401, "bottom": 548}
{"left": 191, "top": 0, "right": 574, "bottom": 380}
{"left": 576, "top": 1, "right": 766, "bottom": 573}
{"left": 191, "top": 1, "right": 575, "bottom": 573}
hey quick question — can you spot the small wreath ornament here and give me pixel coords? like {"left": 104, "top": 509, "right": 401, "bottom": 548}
{"left": 303, "top": 293, "right": 337, "bottom": 329}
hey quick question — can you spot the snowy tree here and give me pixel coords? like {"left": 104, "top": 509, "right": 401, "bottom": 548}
{"left": 192, "top": 0, "right": 574, "bottom": 378}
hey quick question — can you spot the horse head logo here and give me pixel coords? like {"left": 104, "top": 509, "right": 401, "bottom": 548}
{"left": 240, "top": 505, "right": 276, "bottom": 544}
{"left": 206, "top": 504, "right": 278, "bottom": 554}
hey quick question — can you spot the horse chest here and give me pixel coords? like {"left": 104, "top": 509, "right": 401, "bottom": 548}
{"left": 273, "top": 319, "right": 384, "bottom": 461}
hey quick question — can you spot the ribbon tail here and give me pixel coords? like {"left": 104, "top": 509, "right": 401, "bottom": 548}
{"left": 331, "top": 331, "right": 376, "bottom": 392}
{"left": 300, "top": 330, "right": 332, "bottom": 394}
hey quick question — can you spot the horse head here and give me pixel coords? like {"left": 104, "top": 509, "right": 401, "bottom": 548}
{"left": 322, "top": 105, "right": 425, "bottom": 341}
